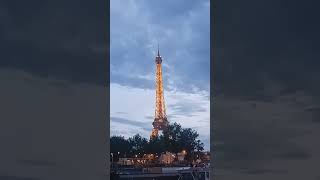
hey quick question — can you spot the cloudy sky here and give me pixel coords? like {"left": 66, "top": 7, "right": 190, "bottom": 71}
{"left": 1, "top": 0, "right": 320, "bottom": 179}
{"left": 110, "top": 0, "right": 210, "bottom": 149}
{"left": 213, "top": 0, "right": 320, "bottom": 179}
{"left": 0, "top": 1, "right": 108, "bottom": 179}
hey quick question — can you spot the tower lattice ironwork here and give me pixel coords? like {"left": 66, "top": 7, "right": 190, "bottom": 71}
{"left": 150, "top": 46, "right": 169, "bottom": 140}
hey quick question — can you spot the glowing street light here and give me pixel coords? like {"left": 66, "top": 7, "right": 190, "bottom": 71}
{"left": 182, "top": 150, "right": 187, "bottom": 155}
{"left": 110, "top": 153, "right": 114, "bottom": 168}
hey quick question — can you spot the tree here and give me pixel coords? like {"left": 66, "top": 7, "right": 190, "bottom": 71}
{"left": 176, "top": 128, "right": 204, "bottom": 160}
{"left": 128, "top": 134, "right": 148, "bottom": 156}
{"left": 163, "top": 123, "right": 204, "bottom": 155}
{"left": 110, "top": 136, "right": 131, "bottom": 158}
{"left": 146, "top": 136, "right": 165, "bottom": 154}
{"left": 110, "top": 123, "right": 205, "bottom": 159}
{"left": 162, "top": 122, "right": 182, "bottom": 153}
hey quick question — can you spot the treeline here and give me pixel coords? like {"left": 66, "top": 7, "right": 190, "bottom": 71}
{"left": 110, "top": 122, "right": 204, "bottom": 160}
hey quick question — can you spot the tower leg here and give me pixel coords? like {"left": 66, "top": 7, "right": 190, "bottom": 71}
{"left": 150, "top": 128, "right": 158, "bottom": 140}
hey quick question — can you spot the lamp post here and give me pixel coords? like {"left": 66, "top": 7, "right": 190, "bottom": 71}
{"left": 117, "top": 152, "right": 120, "bottom": 170}
{"left": 111, "top": 153, "right": 114, "bottom": 169}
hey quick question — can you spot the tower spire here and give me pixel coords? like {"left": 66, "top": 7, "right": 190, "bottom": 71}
{"left": 157, "top": 44, "right": 160, "bottom": 56}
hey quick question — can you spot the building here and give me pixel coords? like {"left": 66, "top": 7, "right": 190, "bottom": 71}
{"left": 159, "top": 152, "right": 176, "bottom": 164}
{"left": 117, "top": 157, "right": 148, "bottom": 166}
{"left": 177, "top": 152, "right": 186, "bottom": 161}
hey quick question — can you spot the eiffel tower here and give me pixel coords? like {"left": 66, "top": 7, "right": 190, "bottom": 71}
{"left": 150, "top": 46, "right": 169, "bottom": 140}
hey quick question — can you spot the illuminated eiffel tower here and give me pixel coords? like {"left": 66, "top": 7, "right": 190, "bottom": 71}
{"left": 150, "top": 46, "right": 169, "bottom": 140}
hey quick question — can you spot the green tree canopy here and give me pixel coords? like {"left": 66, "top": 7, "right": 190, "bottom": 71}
{"left": 110, "top": 122, "right": 205, "bottom": 158}
{"left": 128, "top": 134, "right": 148, "bottom": 155}
{"left": 110, "top": 136, "right": 131, "bottom": 155}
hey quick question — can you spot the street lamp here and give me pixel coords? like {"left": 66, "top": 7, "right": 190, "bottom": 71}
{"left": 182, "top": 150, "right": 187, "bottom": 155}
{"left": 117, "top": 152, "right": 120, "bottom": 162}
{"left": 111, "top": 153, "right": 114, "bottom": 168}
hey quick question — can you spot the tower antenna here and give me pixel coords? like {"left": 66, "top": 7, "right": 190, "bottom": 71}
{"left": 157, "top": 44, "right": 160, "bottom": 56}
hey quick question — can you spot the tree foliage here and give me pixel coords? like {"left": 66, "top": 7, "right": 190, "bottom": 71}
{"left": 128, "top": 134, "right": 148, "bottom": 155}
{"left": 110, "top": 123, "right": 204, "bottom": 158}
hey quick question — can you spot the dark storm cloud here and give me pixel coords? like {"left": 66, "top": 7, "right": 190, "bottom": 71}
{"left": 0, "top": 1, "right": 107, "bottom": 85}
{"left": 0, "top": 1, "right": 109, "bottom": 179}
{"left": 0, "top": 70, "right": 107, "bottom": 179}
{"left": 110, "top": 0, "right": 210, "bottom": 93}
{"left": 212, "top": 95, "right": 316, "bottom": 177}
{"left": 214, "top": 0, "right": 320, "bottom": 99}
{"left": 111, "top": 117, "right": 149, "bottom": 129}
{"left": 168, "top": 101, "right": 207, "bottom": 117}
{"left": 140, "top": 0, "right": 208, "bottom": 21}
{"left": 110, "top": 73, "right": 154, "bottom": 90}
{"left": 213, "top": 0, "right": 320, "bottom": 178}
